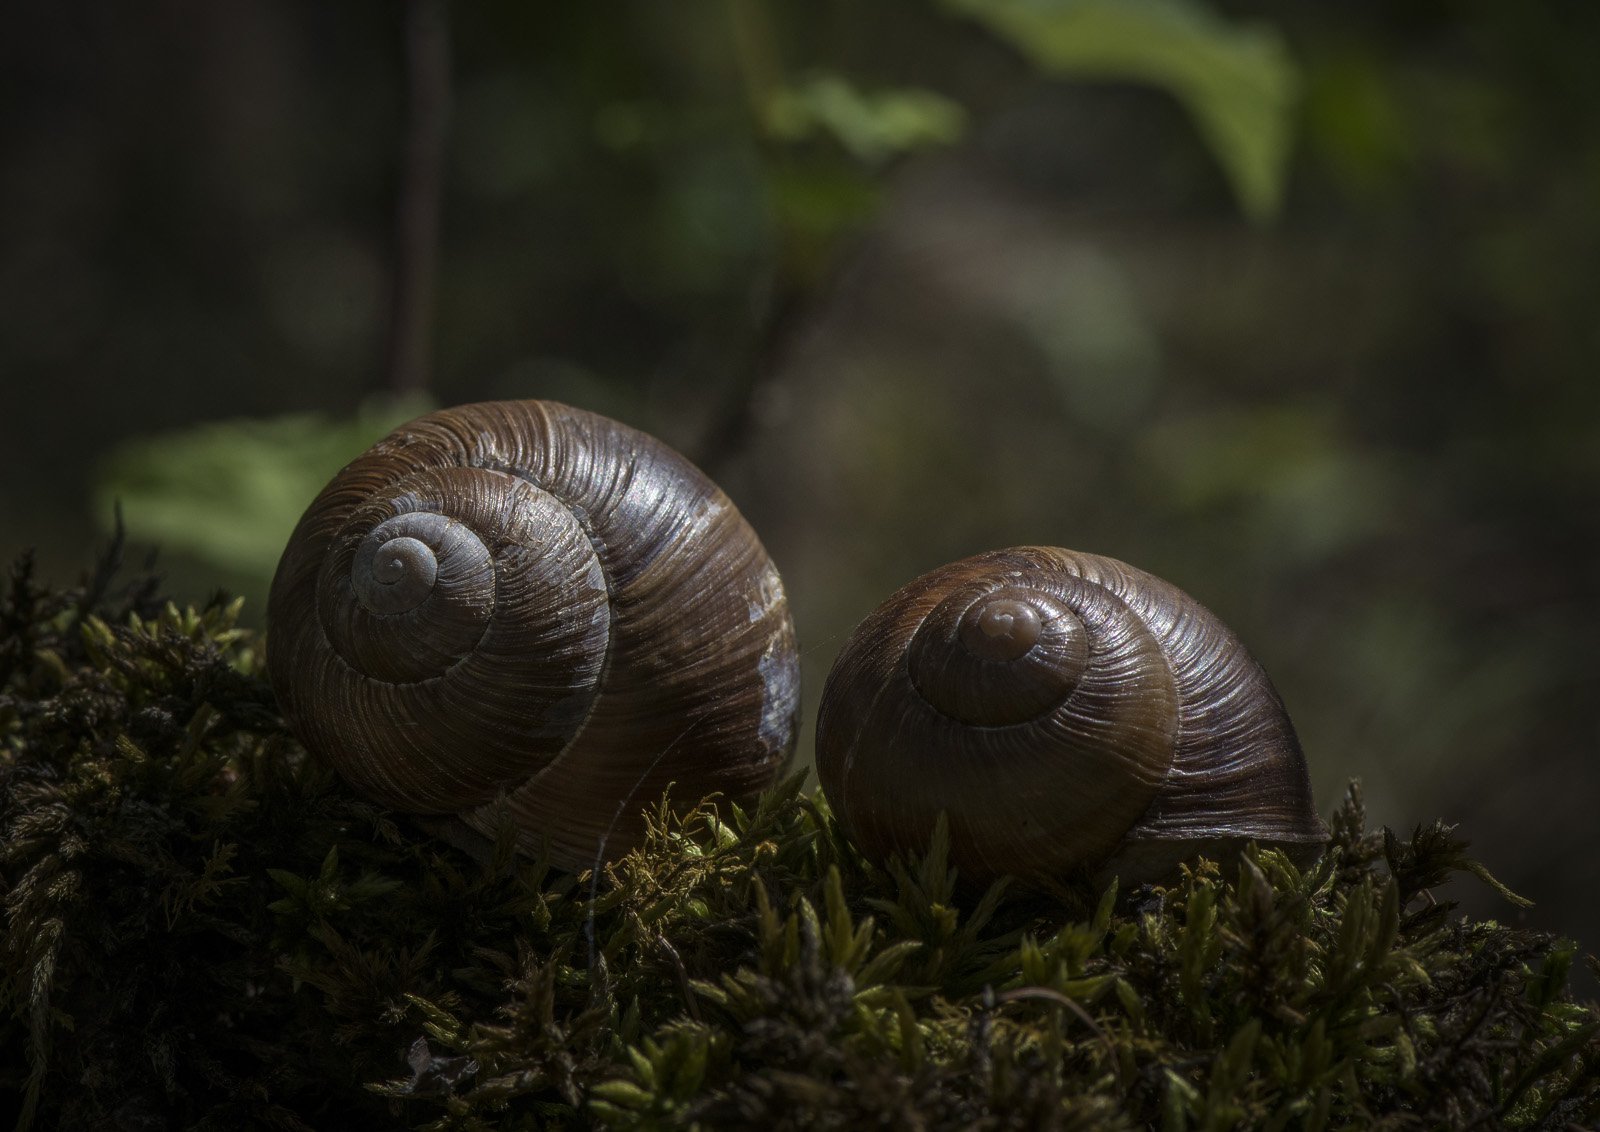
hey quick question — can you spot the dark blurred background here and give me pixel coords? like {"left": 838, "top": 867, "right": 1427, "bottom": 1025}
{"left": 3, "top": 2, "right": 1596, "bottom": 973}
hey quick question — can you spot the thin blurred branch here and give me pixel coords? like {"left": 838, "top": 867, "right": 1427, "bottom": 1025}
{"left": 692, "top": 274, "right": 808, "bottom": 475}
{"left": 694, "top": 0, "right": 796, "bottom": 475}
{"left": 725, "top": 0, "right": 783, "bottom": 110}
{"left": 381, "top": 0, "right": 451, "bottom": 396}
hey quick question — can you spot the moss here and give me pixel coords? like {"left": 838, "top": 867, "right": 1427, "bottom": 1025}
{"left": 2, "top": 544, "right": 1597, "bottom": 1130}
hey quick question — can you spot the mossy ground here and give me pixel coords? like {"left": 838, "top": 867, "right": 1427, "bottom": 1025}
{"left": 2, "top": 545, "right": 1598, "bottom": 1130}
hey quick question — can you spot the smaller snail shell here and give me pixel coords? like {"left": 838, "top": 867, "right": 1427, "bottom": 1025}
{"left": 815, "top": 547, "right": 1327, "bottom": 887}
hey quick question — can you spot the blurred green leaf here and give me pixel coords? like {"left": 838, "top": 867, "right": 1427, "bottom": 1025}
{"left": 95, "top": 396, "right": 434, "bottom": 588}
{"left": 941, "top": 0, "right": 1299, "bottom": 220}
{"left": 764, "top": 75, "right": 967, "bottom": 165}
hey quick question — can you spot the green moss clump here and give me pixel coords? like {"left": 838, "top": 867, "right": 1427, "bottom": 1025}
{"left": 2, "top": 547, "right": 1598, "bottom": 1130}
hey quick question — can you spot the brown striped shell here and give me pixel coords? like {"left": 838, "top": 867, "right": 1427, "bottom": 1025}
{"left": 815, "top": 547, "right": 1326, "bottom": 887}
{"left": 267, "top": 400, "right": 801, "bottom": 872}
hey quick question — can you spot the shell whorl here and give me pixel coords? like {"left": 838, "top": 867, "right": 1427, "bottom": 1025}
{"left": 815, "top": 547, "right": 1326, "bottom": 887}
{"left": 268, "top": 400, "right": 801, "bottom": 871}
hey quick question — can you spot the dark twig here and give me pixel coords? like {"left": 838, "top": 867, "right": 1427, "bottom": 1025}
{"left": 692, "top": 0, "right": 804, "bottom": 477}
{"left": 381, "top": 0, "right": 451, "bottom": 396}
{"left": 654, "top": 930, "right": 705, "bottom": 1024}
{"left": 692, "top": 276, "right": 807, "bottom": 476}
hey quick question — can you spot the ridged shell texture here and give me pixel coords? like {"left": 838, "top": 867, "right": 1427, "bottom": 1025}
{"left": 815, "top": 547, "right": 1326, "bottom": 886}
{"left": 267, "top": 401, "right": 801, "bottom": 871}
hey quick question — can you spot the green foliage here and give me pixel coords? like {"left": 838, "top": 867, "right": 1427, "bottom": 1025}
{"left": 944, "top": 0, "right": 1299, "bottom": 219}
{"left": 2, "top": 556, "right": 1597, "bottom": 1129}
{"left": 763, "top": 76, "right": 967, "bottom": 166}
{"left": 94, "top": 395, "right": 433, "bottom": 584}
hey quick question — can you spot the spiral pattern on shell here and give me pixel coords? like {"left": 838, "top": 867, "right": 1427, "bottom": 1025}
{"left": 815, "top": 547, "right": 1326, "bottom": 887}
{"left": 268, "top": 400, "right": 801, "bottom": 871}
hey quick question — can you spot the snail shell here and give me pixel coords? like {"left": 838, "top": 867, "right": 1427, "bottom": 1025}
{"left": 815, "top": 547, "right": 1326, "bottom": 887}
{"left": 267, "top": 400, "right": 801, "bottom": 871}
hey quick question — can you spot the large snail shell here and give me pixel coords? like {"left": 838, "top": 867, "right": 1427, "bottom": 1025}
{"left": 815, "top": 547, "right": 1326, "bottom": 887}
{"left": 267, "top": 400, "right": 801, "bottom": 871}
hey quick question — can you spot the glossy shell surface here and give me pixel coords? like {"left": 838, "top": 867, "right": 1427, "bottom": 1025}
{"left": 815, "top": 547, "right": 1325, "bottom": 886}
{"left": 268, "top": 400, "right": 801, "bottom": 870}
